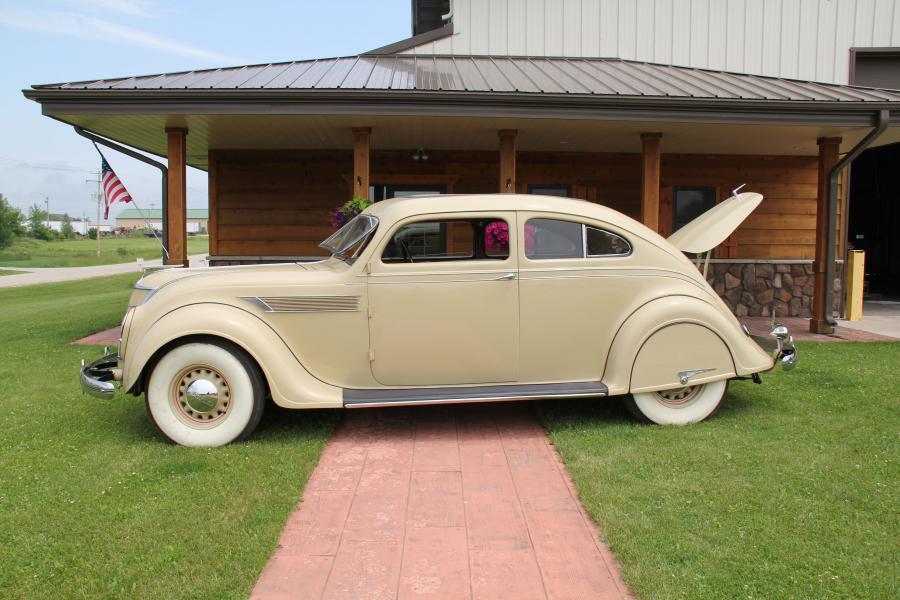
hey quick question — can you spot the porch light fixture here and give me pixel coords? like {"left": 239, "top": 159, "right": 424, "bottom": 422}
{"left": 412, "top": 148, "right": 429, "bottom": 161}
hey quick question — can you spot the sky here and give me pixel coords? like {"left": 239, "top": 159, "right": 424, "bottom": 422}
{"left": 0, "top": 0, "right": 410, "bottom": 222}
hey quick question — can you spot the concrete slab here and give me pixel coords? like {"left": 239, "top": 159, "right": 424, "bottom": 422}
{"left": 250, "top": 404, "right": 634, "bottom": 600}
{"left": 838, "top": 301, "right": 900, "bottom": 339}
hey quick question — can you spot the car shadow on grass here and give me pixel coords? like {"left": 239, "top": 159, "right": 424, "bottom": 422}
{"left": 534, "top": 385, "right": 755, "bottom": 430}
{"left": 104, "top": 394, "right": 340, "bottom": 446}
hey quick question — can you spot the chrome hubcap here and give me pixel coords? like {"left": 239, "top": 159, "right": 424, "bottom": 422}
{"left": 656, "top": 385, "right": 701, "bottom": 407}
{"left": 172, "top": 367, "right": 230, "bottom": 427}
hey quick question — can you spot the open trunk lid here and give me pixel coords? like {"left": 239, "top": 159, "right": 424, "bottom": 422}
{"left": 667, "top": 192, "right": 764, "bottom": 253}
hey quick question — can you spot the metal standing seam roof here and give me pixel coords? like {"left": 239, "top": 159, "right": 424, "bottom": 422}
{"left": 31, "top": 55, "right": 900, "bottom": 103}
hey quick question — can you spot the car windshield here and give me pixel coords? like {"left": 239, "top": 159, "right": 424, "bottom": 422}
{"left": 319, "top": 214, "right": 379, "bottom": 260}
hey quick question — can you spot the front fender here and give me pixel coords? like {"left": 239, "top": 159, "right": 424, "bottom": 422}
{"left": 122, "top": 303, "right": 341, "bottom": 408}
{"left": 602, "top": 295, "right": 773, "bottom": 395}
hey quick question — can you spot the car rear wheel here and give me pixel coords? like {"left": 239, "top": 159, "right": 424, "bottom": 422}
{"left": 625, "top": 380, "right": 728, "bottom": 425}
{"left": 146, "top": 341, "right": 264, "bottom": 446}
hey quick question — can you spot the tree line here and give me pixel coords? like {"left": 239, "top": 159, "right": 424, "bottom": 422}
{"left": 0, "top": 193, "right": 92, "bottom": 248}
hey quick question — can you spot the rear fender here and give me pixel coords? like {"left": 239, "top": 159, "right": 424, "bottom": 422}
{"left": 122, "top": 303, "right": 341, "bottom": 408}
{"left": 603, "top": 295, "right": 771, "bottom": 394}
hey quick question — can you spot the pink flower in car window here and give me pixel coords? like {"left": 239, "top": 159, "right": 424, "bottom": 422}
{"left": 524, "top": 223, "right": 536, "bottom": 254}
{"left": 485, "top": 221, "right": 509, "bottom": 254}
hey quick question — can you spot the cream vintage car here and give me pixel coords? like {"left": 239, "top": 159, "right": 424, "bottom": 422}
{"left": 81, "top": 192, "right": 795, "bottom": 446}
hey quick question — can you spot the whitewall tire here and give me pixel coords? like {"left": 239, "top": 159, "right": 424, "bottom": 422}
{"left": 625, "top": 380, "right": 728, "bottom": 425}
{"left": 146, "top": 341, "right": 265, "bottom": 446}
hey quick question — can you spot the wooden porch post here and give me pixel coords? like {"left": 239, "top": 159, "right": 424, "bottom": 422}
{"left": 641, "top": 132, "right": 662, "bottom": 233}
{"left": 165, "top": 127, "right": 188, "bottom": 266}
{"left": 810, "top": 137, "right": 842, "bottom": 334}
{"left": 352, "top": 127, "right": 371, "bottom": 200}
{"left": 498, "top": 129, "right": 517, "bottom": 193}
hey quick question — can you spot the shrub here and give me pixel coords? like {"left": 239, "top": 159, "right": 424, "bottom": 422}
{"left": 0, "top": 193, "right": 24, "bottom": 249}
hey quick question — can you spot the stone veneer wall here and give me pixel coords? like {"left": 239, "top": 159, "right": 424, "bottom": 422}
{"left": 705, "top": 260, "right": 842, "bottom": 318}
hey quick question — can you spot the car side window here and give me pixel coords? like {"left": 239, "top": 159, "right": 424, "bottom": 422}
{"left": 524, "top": 219, "right": 582, "bottom": 259}
{"left": 382, "top": 219, "right": 509, "bottom": 263}
{"left": 524, "top": 218, "right": 630, "bottom": 259}
{"left": 586, "top": 226, "right": 631, "bottom": 256}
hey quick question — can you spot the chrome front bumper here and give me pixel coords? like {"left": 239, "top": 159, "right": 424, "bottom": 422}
{"left": 750, "top": 324, "right": 797, "bottom": 371}
{"left": 80, "top": 350, "right": 121, "bottom": 398}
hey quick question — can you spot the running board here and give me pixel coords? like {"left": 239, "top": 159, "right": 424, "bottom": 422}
{"left": 343, "top": 381, "right": 608, "bottom": 408}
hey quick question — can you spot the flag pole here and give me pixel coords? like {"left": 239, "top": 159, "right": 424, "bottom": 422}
{"left": 130, "top": 198, "right": 169, "bottom": 260}
{"left": 85, "top": 170, "right": 102, "bottom": 258}
{"left": 96, "top": 179, "right": 101, "bottom": 257}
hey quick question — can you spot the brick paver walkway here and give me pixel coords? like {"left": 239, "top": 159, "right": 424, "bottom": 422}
{"left": 251, "top": 403, "right": 632, "bottom": 599}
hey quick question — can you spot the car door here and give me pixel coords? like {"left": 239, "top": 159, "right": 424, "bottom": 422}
{"left": 517, "top": 213, "right": 639, "bottom": 383}
{"left": 367, "top": 212, "right": 519, "bottom": 387}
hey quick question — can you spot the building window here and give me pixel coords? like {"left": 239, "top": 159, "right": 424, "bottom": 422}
{"left": 673, "top": 187, "right": 716, "bottom": 233}
{"left": 372, "top": 184, "right": 447, "bottom": 201}
{"left": 850, "top": 48, "right": 900, "bottom": 90}
{"left": 527, "top": 184, "right": 571, "bottom": 197}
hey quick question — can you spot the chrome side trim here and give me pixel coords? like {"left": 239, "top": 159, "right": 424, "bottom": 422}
{"left": 343, "top": 381, "right": 608, "bottom": 408}
{"left": 240, "top": 295, "right": 361, "bottom": 313}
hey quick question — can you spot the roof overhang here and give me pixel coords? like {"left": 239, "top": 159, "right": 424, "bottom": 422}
{"left": 25, "top": 88, "right": 900, "bottom": 128}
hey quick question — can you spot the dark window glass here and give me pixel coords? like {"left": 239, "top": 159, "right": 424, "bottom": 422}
{"left": 382, "top": 219, "right": 509, "bottom": 263}
{"left": 525, "top": 219, "right": 583, "bottom": 259}
{"left": 673, "top": 187, "right": 716, "bottom": 232}
{"left": 527, "top": 184, "right": 571, "bottom": 197}
{"left": 586, "top": 227, "right": 631, "bottom": 256}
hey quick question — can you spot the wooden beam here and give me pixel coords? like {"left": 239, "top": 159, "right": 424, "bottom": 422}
{"left": 498, "top": 129, "right": 517, "bottom": 193}
{"left": 810, "top": 136, "right": 841, "bottom": 334}
{"left": 641, "top": 132, "right": 662, "bottom": 233}
{"left": 208, "top": 151, "right": 218, "bottom": 257}
{"left": 352, "top": 127, "right": 371, "bottom": 200}
{"left": 165, "top": 127, "right": 188, "bottom": 266}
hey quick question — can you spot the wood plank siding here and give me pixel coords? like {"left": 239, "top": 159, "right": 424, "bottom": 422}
{"left": 209, "top": 149, "right": 830, "bottom": 260}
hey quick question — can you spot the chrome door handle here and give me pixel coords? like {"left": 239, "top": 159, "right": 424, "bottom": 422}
{"left": 495, "top": 273, "right": 517, "bottom": 281}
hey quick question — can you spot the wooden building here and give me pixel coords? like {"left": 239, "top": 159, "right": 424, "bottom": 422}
{"left": 24, "top": 1, "right": 900, "bottom": 334}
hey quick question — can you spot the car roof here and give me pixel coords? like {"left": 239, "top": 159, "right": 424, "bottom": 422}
{"left": 365, "top": 194, "right": 654, "bottom": 236}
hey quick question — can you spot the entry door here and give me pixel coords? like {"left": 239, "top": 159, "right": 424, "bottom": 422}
{"left": 367, "top": 214, "right": 519, "bottom": 387}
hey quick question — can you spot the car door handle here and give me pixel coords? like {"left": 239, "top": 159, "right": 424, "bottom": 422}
{"left": 495, "top": 273, "right": 517, "bottom": 281}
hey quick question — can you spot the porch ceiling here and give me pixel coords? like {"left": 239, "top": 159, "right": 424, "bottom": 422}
{"left": 53, "top": 113, "right": 900, "bottom": 171}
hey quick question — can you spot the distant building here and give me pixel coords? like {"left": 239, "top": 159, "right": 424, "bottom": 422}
{"left": 116, "top": 208, "right": 208, "bottom": 234}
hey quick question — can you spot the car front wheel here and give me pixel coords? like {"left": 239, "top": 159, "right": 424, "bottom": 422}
{"left": 146, "top": 341, "right": 265, "bottom": 446}
{"left": 625, "top": 380, "right": 728, "bottom": 425}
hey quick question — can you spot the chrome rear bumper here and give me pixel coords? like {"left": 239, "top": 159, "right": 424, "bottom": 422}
{"left": 80, "top": 350, "right": 120, "bottom": 398}
{"left": 750, "top": 325, "right": 797, "bottom": 371}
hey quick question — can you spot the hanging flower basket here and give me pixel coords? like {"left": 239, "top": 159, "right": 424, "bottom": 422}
{"left": 330, "top": 196, "right": 372, "bottom": 229}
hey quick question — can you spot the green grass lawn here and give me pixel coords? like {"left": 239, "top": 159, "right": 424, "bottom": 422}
{"left": 0, "top": 269, "right": 27, "bottom": 276}
{"left": 0, "top": 274, "right": 336, "bottom": 599}
{"left": 538, "top": 343, "right": 899, "bottom": 599}
{"left": 0, "top": 235, "right": 209, "bottom": 268}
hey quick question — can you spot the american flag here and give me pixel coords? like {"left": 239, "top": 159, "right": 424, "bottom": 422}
{"left": 100, "top": 155, "right": 133, "bottom": 218}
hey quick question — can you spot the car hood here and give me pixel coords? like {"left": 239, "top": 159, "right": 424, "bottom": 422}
{"left": 667, "top": 192, "right": 763, "bottom": 253}
{"left": 137, "top": 258, "right": 347, "bottom": 290}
